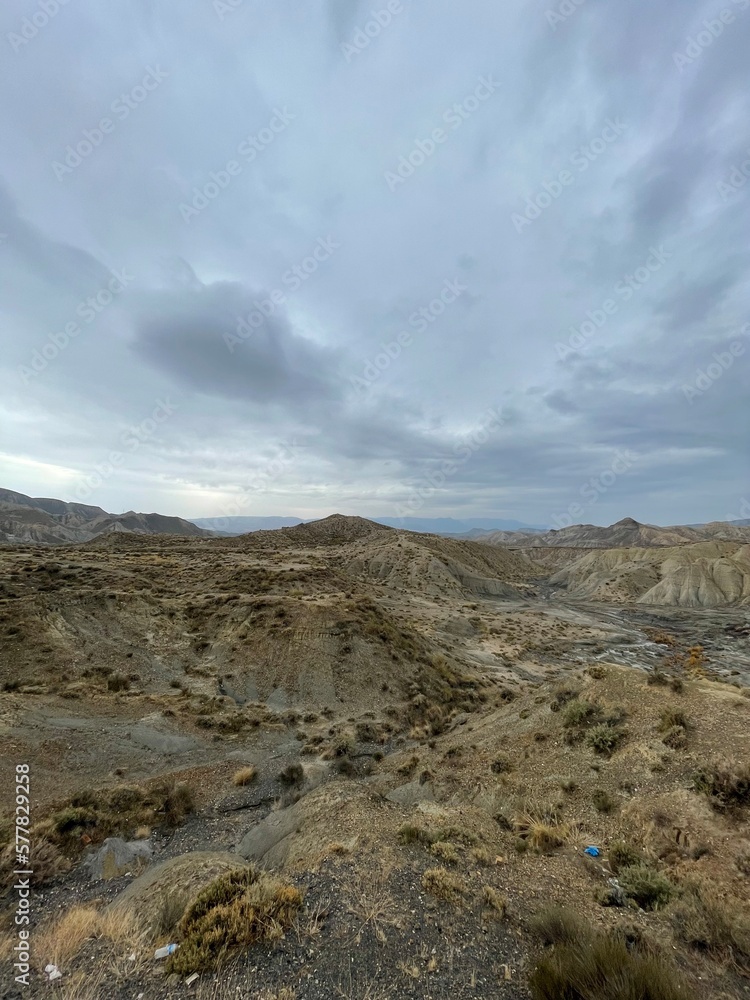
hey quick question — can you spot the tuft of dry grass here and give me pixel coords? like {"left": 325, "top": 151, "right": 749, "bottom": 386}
{"left": 480, "top": 885, "right": 507, "bottom": 918}
{"left": 232, "top": 765, "right": 258, "bottom": 787}
{"left": 34, "top": 904, "right": 146, "bottom": 971}
{"left": 693, "top": 759, "right": 750, "bottom": 811}
{"left": 421, "top": 867, "right": 467, "bottom": 903}
{"left": 513, "top": 815, "right": 569, "bottom": 853}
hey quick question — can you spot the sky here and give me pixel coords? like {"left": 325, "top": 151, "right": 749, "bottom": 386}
{"left": 0, "top": 0, "right": 748, "bottom": 528}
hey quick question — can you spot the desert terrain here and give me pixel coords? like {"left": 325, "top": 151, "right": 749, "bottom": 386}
{"left": 0, "top": 513, "right": 749, "bottom": 999}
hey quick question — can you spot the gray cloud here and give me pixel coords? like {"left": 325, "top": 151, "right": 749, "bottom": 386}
{"left": 0, "top": 0, "right": 748, "bottom": 525}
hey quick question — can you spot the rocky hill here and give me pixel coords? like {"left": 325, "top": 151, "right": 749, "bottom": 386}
{"left": 549, "top": 540, "right": 750, "bottom": 607}
{"left": 0, "top": 488, "right": 214, "bottom": 544}
{"left": 467, "top": 517, "right": 750, "bottom": 549}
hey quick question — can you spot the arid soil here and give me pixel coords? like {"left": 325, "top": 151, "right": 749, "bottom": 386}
{"left": 0, "top": 517, "right": 748, "bottom": 999}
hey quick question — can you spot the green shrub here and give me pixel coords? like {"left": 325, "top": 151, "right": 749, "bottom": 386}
{"left": 562, "top": 699, "right": 599, "bottom": 728}
{"left": 586, "top": 724, "right": 626, "bottom": 755}
{"left": 618, "top": 864, "right": 674, "bottom": 911}
{"left": 608, "top": 841, "right": 646, "bottom": 874}
{"left": 166, "top": 867, "right": 302, "bottom": 974}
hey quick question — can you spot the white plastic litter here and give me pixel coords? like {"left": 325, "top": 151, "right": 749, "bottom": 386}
{"left": 44, "top": 964, "right": 62, "bottom": 981}
{"left": 154, "top": 943, "right": 178, "bottom": 959}
{"left": 186, "top": 972, "right": 199, "bottom": 985}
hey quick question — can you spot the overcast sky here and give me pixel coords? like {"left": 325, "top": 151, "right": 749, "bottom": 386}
{"left": 1, "top": 0, "right": 748, "bottom": 527}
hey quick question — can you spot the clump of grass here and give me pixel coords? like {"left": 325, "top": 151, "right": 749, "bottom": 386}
{"left": 671, "top": 882, "right": 750, "bottom": 970}
{"left": 0, "top": 837, "right": 71, "bottom": 888}
{"left": 693, "top": 759, "right": 750, "bottom": 811}
{"left": 562, "top": 699, "right": 599, "bottom": 728}
{"left": 514, "top": 815, "right": 569, "bottom": 853}
{"left": 608, "top": 841, "right": 646, "bottom": 874}
{"left": 107, "top": 673, "right": 130, "bottom": 692}
{"left": 529, "top": 913, "right": 688, "bottom": 1000}
{"left": 528, "top": 906, "right": 586, "bottom": 946}
{"left": 166, "top": 867, "right": 302, "bottom": 974}
{"left": 592, "top": 789, "right": 617, "bottom": 814}
{"left": 550, "top": 682, "right": 581, "bottom": 713}
{"left": 658, "top": 709, "right": 689, "bottom": 733}
{"left": 430, "top": 841, "right": 460, "bottom": 865}
{"left": 480, "top": 886, "right": 507, "bottom": 918}
{"left": 232, "top": 766, "right": 258, "bottom": 787}
{"left": 586, "top": 724, "right": 626, "bottom": 755}
{"left": 277, "top": 764, "right": 305, "bottom": 787}
{"left": 490, "top": 754, "right": 514, "bottom": 774}
{"left": 617, "top": 864, "right": 675, "bottom": 911}
{"left": 421, "top": 867, "right": 467, "bottom": 904}
{"left": 661, "top": 726, "right": 687, "bottom": 749}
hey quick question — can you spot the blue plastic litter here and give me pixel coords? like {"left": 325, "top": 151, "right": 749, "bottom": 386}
{"left": 584, "top": 846, "right": 600, "bottom": 857}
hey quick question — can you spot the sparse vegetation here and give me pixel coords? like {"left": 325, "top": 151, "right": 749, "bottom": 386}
{"left": 166, "top": 867, "right": 303, "bottom": 974}
{"left": 586, "top": 723, "right": 626, "bottom": 755}
{"left": 421, "top": 867, "right": 467, "bottom": 903}
{"left": 693, "top": 759, "right": 750, "bottom": 811}
{"left": 529, "top": 910, "right": 688, "bottom": 1000}
{"left": 617, "top": 864, "right": 675, "bottom": 911}
{"left": 232, "top": 766, "right": 258, "bottom": 787}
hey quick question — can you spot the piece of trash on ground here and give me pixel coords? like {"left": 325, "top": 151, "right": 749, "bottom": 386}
{"left": 584, "top": 845, "right": 600, "bottom": 857}
{"left": 154, "top": 943, "right": 178, "bottom": 959}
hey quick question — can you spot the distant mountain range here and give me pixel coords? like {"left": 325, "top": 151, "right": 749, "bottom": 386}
{"left": 459, "top": 516, "right": 750, "bottom": 548}
{"left": 0, "top": 488, "right": 214, "bottom": 545}
{"left": 189, "top": 515, "right": 548, "bottom": 535}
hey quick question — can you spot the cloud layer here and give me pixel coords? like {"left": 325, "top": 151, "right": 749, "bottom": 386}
{"left": 0, "top": 0, "right": 748, "bottom": 525}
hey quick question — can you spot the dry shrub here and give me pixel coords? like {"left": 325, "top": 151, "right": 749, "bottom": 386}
{"left": 166, "top": 867, "right": 302, "bottom": 974}
{"left": 693, "top": 759, "right": 750, "bottom": 811}
{"left": 514, "top": 815, "right": 569, "bottom": 853}
{"left": 0, "top": 837, "right": 70, "bottom": 888}
{"left": 587, "top": 724, "right": 626, "bottom": 755}
{"left": 480, "top": 886, "right": 507, "bottom": 918}
{"left": 421, "top": 867, "right": 467, "bottom": 903}
{"left": 617, "top": 865, "right": 675, "bottom": 911}
{"left": 430, "top": 841, "right": 460, "bottom": 865}
{"left": 232, "top": 766, "right": 258, "bottom": 787}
